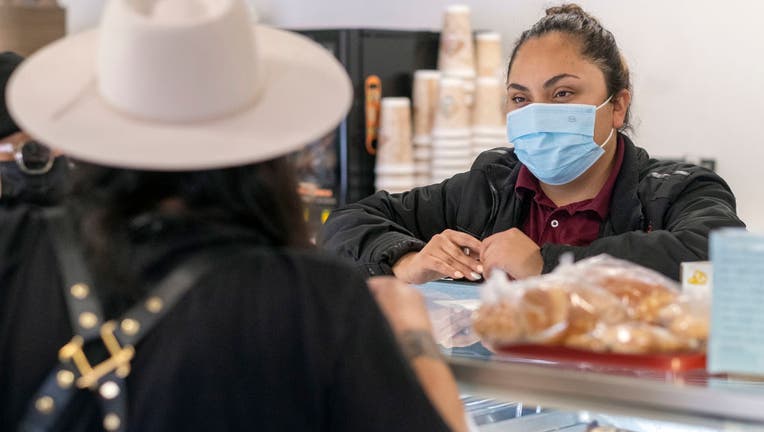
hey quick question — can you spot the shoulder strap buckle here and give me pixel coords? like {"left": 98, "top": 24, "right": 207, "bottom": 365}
{"left": 58, "top": 321, "right": 135, "bottom": 390}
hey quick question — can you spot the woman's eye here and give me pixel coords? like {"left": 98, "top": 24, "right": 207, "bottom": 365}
{"left": 511, "top": 96, "right": 527, "bottom": 104}
{"left": 554, "top": 90, "right": 573, "bottom": 99}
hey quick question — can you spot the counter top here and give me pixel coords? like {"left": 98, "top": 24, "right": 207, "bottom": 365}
{"left": 419, "top": 279, "right": 764, "bottom": 429}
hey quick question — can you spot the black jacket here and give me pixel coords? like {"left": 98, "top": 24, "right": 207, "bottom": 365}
{"left": 0, "top": 207, "right": 450, "bottom": 432}
{"left": 319, "top": 135, "right": 745, "bottom": 280}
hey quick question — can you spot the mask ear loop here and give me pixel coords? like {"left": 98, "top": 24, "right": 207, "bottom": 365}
{"left": 596, "top": 94, "right": 616, "bottom": 148}
{"left": 596, "top": 94, "right": 614, "bottom": 110}
{"left": 599, "top": 128, "right": 615, "bottom": 149}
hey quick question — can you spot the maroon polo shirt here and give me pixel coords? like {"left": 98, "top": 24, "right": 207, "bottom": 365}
{"left": 515, "top": 135, "right": 625, "bottom": 247}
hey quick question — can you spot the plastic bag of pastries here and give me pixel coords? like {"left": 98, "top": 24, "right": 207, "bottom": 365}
{"left": 555, "top": 255, "right": 680, "bottom": 323}
{"left": 658, "top": 292, "right": 710, "bottom": 342}
{"left": 473, "top": 269, "right": 629, "bottom": 346}
{"left": 564, "top": 322, "right": 695, "bottom": 354}
{"left": 472, "top": 254, "right": 709, "bottom": 354}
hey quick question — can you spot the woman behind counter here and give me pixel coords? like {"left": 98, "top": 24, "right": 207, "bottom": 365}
{"left": 319, "top": 4, "right": 744, "bottom": 283}
{"left": 0, "top": 1, "right": 466, "bottom": 431}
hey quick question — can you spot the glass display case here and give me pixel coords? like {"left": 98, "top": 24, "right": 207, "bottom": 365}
{"left": 419, "top": 280, "right": 764, "bottom": 431}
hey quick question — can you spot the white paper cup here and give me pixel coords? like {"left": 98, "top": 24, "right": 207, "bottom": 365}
{"left": 413, "top": 135, "right": 433, "bottom": 146}
{"left": 375, "top": 162, "right": 416, "bottom": 176}
{"left": 471, "top": 77, "right": 505, "bottom": 128}
{"left": 413, "top": 70, "right": 441, "bottom": 138}
{"left": 476, "top": 32, "right": 503, "bottom": 80}
{"left": 431, "top": 129, "right": 471, "bottom": 140}
{"left": 432, "top": 138, "right": 471, "bottom": 150}
{"left": 376, "top": 176, "right": 417, "bottom": 187}
{"left": 431, "top": 147, "right": 472, "bottom": 158}
{"left": 437, "top": 5, "right": 476, "bottom": 75}
{"left": 472, "top": 125, "right": 507, "bottom": 137}
{"left": 377, "top": 97, "right": 414, "bottom": 166}
{"left": 413, "top": 147, "right": 432, "bottom": 160}
{"left": 432, "top": 77, "right": 471, "bottom": 131}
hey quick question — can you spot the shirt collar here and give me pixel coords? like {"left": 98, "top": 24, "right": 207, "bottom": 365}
{"left": 514, "top": 134, "right": 625, "bottom": 219}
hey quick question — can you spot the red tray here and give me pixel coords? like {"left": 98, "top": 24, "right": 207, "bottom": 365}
{"left": 495, "top": 344, "right": 707, "bottom": 372}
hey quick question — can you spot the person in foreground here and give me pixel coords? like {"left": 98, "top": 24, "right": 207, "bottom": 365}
{"left": 319, "top": 4, "right": 744, "bottom": 283}
{"left": 0, "top": 52, "right": 68, "bottom": 206}
{"left": 0, "top": 1, "right": 467, "bottom": 431}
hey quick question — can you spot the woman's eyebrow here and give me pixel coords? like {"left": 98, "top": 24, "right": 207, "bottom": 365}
{"left": 543, "top": 73, "right": 581, "bottom": 88}
{"left": 507, "top": 73, "right": 580, "bottom": 92}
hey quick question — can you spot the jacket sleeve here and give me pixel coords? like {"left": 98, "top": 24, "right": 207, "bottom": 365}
{"left": 540, "top": 169, "right": 745, "bottom": 280}
{"left": 318, "top": 172, "right": 476, "bottom": 278}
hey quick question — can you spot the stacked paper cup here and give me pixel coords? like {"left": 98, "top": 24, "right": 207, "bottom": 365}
{"left": 475, "top": 31, "right": 505, "bottom": 83}
{"left": 472, "top": 31, "right": 508, "bottom": 159}
{"left": 375, "top": 97, "right": 416, "bottom": 194}
{"left": 437, "top": 5, "right": 476, "bottom": 113}
{"left": 431, "top": 78, "right": 472, "bottom": 183}
{"left": 433, "top": 5, "right": 477, "bottom": 183}
{"left": 412, "top": 70, "right": 441, "bottom": 187}
{"left": 471, "top": 77, "right": 507, "bottom": 159}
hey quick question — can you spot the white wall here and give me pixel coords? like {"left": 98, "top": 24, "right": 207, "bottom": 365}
{"left": 60, "top": 0, "right": 764, "bottom": 229}
{"left": 258, "top": 0, "right": 764, "bottom": 230}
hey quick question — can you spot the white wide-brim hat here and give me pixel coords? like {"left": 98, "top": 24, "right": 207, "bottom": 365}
{"left": 6, "top": 0, "right": 352, "bottom": 171}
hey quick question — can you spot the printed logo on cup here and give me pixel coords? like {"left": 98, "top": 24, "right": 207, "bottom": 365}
{"left": 443, "top": 34, "right": 466, "bottom": 56}
{"left": 440, "top": 96, "right": 456, "bottom": 118}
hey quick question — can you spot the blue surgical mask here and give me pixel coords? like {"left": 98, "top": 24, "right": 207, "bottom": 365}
{"left": 507, "top": 96, "right": 615, "bottom": 185}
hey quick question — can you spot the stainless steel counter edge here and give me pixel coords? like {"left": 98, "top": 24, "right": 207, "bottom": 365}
{"left": 448, "top": 356, "right": 764, "bottom": 426}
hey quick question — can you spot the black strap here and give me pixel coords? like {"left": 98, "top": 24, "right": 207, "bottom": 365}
{"left": 43, "top": 207, "right": 104, "bottom": 341}
{"left": 19, "top": 208, "right": 240, "bottom": 432}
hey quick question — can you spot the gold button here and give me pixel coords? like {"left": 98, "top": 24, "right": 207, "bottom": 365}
{"left": 120, "top": 318, "right": 140, "bottom": 336}
{"left": 35, "top": 396, "right": 55, "bottom": 414}
{"left": 79, "top": 312, "right": 98, "bottom": 329}
{"left": 103, "top": 413, "right": 121, "bottom": 431}
{"left": 145, "top": 297, "right": 163, "bottom": 314}
{"left": 56, "top": 370, "right": 75, "bottom": 389}
{"left": 99, "top": 381, "right": 120, "bottom": 400}
{"left": 70, "top": 283, "right": 90, "bottom": 299}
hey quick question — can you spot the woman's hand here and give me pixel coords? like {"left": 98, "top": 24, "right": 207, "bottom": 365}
{"left": 481, "top": 228, "right": 543, "bottom": 280}
{"left": 392, "top": 229, "right": 483, "bottom": 284}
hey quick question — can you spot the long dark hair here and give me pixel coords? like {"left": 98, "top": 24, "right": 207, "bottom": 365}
{"left": 66, "top": 156, "right": 309, "bottom": 317}
{"left": 507, "top": 4, "right": 632, "bottom": 130}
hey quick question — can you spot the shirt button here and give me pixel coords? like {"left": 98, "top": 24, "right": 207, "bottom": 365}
{"left": 550, "top": 219, "right": 560, "bottom": 228}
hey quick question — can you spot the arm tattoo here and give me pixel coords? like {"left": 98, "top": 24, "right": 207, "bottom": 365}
{"left": 399, "top": 330, "right": 444, "bottom": 361}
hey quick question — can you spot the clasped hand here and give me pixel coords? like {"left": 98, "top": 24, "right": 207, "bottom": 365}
{"left": 392, "top": 228, "right": 543, "bottom": 284}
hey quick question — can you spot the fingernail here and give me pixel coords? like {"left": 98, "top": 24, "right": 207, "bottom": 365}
{"left": 470, "top": 272, "right": 482, "bottom": 280}
{"left": 454, "top": 271, "right": 464, "bottom": 279}
{"left": 463, "top": 247, "right": 471, "bottom": 256}
{"left": 477, "top": 265, "right": 484, "bottom": 273}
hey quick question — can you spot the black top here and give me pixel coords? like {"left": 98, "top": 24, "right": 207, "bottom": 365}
{"left": 0, "top": 205, "right": 450, "bottom": 431}
{"left": 319, "top": 134, "right": 745, "bottom": 280}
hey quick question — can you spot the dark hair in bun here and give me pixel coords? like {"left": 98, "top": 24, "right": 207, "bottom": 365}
{"left": 507, "top": 3, "right": 632, "bottom": 131}
{"left": 545, "top": 4, "right": 588, "bottom": 17}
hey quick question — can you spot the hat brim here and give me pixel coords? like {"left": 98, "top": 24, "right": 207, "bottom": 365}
{"left": 7, "top": 25, "right": 352, "bottom": 171}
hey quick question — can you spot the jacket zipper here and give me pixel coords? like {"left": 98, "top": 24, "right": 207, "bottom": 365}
{"left": 480, "top": 172, "right": 500, "bottom": 239}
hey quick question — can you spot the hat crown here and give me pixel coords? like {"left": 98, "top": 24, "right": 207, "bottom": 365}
{"left": 97, "top": 0, "right": 259, "bottom": 123}
{"left": 151, "top": 0, "right": 224, "bottom": 24}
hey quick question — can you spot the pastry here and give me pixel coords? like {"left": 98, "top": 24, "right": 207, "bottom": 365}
{"left": 473, "top": 301, "right": 523, "bottom": 343}
{"left": 518, "top": 286, "right": 570, "bottom": 344}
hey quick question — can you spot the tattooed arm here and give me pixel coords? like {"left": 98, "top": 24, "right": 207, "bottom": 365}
{"left": 368, "top": 277, "right": 467, "bottom": 432}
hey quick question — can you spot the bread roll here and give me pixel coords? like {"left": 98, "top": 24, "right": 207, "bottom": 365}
{"left": 473, "top": 301, "right": 523, "bottom": 343}
{"left": 519, "top": 286, "right": 570, "bottom": 344}
{"left": 567, "top": 287, "right": 628, "bottom": 336}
